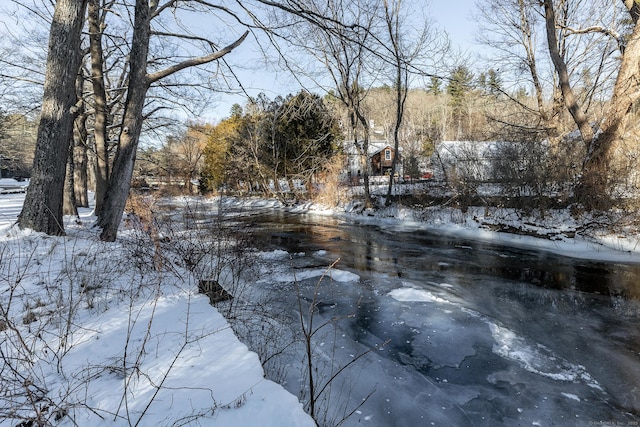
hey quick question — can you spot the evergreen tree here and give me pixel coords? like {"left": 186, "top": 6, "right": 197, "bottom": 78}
{"left": 478, "top": 69, "right": 502, "bottom": 95}
{"left": 487, "top": 68, "right": 502, "bottom": 95}
{"left": 426, "top": 76, "right": 442, "bottom": 95}
{"left": 275, "top": 91, "right": 340, "bottom": 188}
{"left": 447, "top": 66, "right": 474, "bottom": 119}
{"left": 447, "top": 66, "right": 474, "bottom": 100}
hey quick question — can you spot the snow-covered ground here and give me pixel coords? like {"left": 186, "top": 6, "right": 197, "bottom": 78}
{"left": 0, "top": 193, "right": 314, "bottom": 426}
{"left": 0, "top": 178, "right": 29, "bottom": 194}
{"left": 1, "top": 191, "right": 639, "bottom": 426}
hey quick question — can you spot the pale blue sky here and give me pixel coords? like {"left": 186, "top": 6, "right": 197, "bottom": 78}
{"left": 430, "top": 0, "right": 478, "bottom": 52}
{"left": 204, "top": 1, "right": 480, "bottom": 121}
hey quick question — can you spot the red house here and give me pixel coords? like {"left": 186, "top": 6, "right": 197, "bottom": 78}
{"left": 370, "top": 145, "right": 400, "bottom": 176}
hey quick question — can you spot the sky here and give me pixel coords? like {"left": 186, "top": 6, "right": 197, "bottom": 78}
{"left": 0, "top": 0, "right": 481, "bottom": 125}
{"left": 430, "top": 0, "right": 478, "bottom": 52}
{"left": 204, "top": 0, "right": 481, "bottom": 122}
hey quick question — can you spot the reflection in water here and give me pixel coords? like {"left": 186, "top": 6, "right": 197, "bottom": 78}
{"left": 248, "top": 211, "right": 640, "bottom": 301}
{"left": 225, "top": 209, "right": 640, "bottom": 425}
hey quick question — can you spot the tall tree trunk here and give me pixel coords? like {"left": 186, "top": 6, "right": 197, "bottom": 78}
{"left": 18, "top": 0, "right": 87, "bottom": 235}
{"left": 74, "top": 136, "right": 89, "bottom": 207}
{"left": 384, "top": 1, "right": 407, "bottom": 205}
{"left": 386, "top": 81, "right": 406, "bottom": 204}
{"left": 73, "top": 105, "right": 89, "bottom": 208}
{"left": 73, "top": 70, "right": 89, "bottom": 208}
{"left": 579, "top": 18, "right": 640, "bottom": 207}
{"left": 98, "top": 0, "right": 151, "bottom": 242}
{"left": 543, "top": 0, "right": 594, "bottom": 146}
{"left": 353, "top": 108, "right": 373, "bottom": 208}
{"left": 88, "top": 0, "right": 109, "bottom": 217}
{"left": 63, "top": 140, "right": 78, "bottom": 217}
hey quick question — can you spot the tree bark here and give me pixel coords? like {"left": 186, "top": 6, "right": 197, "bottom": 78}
{"left": 18, "top": 0, "right": 87, "bottom": 235}
{"left": 74, "top": 135, "right": 89, "bottom": 207}
{"left": 71, "top": 71, "right": 88, "bottom": 209}
{"left": 73, "top": 75, "right": 89, "bottom": 209}
{"left": 98, "top": 0, "right": 152, "bottom": 242}
{"left": 579, "top": 15, "right": 640, "bottom": 206}
{"left": 88, "top": 0, "right": 110, "bottom": 217}
{"left": 64, "top": 73, "right": 85, "bottom": 216}
{"left": 63, "top": 138, "right": 78, "bottom": 217}
{"left": 543, "top": 0, "right": 594, "bottom": 146}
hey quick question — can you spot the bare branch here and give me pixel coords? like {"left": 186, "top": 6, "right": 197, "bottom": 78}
{"left": 146, "top": 31, "right": 249, "bottom": 84}
{"left": 562, "top": 24, "right": 625, "bottom": 52}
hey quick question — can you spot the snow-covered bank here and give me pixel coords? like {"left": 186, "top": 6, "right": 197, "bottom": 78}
{"left": 177, "top": 193, "right": 640, "bottom": 263}
{"left": 329, "top": 201, "right": 640, "bottom": 264}
{"left": 0, "top": 178, "right": 29, "bottom": 194}
{"left": 0, "top": 197, "right": 314, "bottom": 426}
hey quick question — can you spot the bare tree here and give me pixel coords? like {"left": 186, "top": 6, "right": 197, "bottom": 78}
{"left": 288, "top": 0, "right": 380, "bottom": 207}
{"left": 475, "top": 0, "right": 561, "bottom": 140}
{"left": 17, "top": 0, "right": 88, "bottom": 235}
{"left": 380, "top": 0, "right": 443, "bottom": 203}
{"left": 94, "top": 0, "right": 249, "bottom": 241}
{"left": 477, "top": 0, "right": 632, "bottom": 207}
{"left": 87, "top": 0, "right": 113, "bottom": 216}
{"left": 579, "top": 0, "right": 640, "bottom": 206}
{"left": 540, "top": 0, "right": 638, "bottom": 207}
{"left": 543, "top": 0, "right": 594, "bottom": 145}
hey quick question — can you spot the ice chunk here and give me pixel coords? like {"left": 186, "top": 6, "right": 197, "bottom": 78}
{"left": 489, "top": 323, "right": 600, "bottom": 389}
{"left": 388, "top": 288, "right": 450, "bottom": 304}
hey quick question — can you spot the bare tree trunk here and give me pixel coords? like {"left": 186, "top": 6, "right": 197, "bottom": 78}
{"left": 579, "top": 17, "right": 640, "bottom": 207}
{"left": 63, "top": 140, "right": 78, "bottom": 217}
{"left": 88, "top": 0, "right": 110, "bottom": 217}
{"left": 73, "top": 71, "right": 89, "bottom": 208}
{"left": 384, "top": 0, "right": 408, "bottom": 205}
{"left": 98, "top": 0, "right": 151, "bottom": 242}
{"left": 543, "top": 0, "right": 594, "bottom": 146}
{"left": 353, "top": 109, "right": 373, "bottom": 207}
{"left": 18, "top": 0, "right": 87, "bottom": 235}
{"left": 74, "top": 136, "right": 89, "bottom": 207}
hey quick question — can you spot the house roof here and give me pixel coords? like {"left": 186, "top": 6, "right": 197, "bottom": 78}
{"left": 436, "top": 140, "right": 541, "bottom": 160}
{"left": 370, "top": 144, "right": 395, "bottom": 156}
{"left": 343, "top": 140, "right": 402, "bottom": 156}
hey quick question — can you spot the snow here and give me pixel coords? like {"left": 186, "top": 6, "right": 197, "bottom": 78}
{"left": 337, "top": 202, "right": 640, "bottom": 263}
{"left": 487, "top": 322, "right": 600, "bottom": 387}
{"left": 0, "top": 194, "right": 314, "bottom": 426}
{"left": 562, "top": 393, "right": 581, "bottom": 402}
{"left": 271, "top": 267, "right": 360, "bottom": 283}
{"left": 0, "top": 178, "right": 29, "bottom": 194}
{"left": 388, "top": 286, "right": 451, "bottom": 304}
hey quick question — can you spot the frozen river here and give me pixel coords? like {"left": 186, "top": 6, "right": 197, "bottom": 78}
{"left": 234, "top": 209, "right": 640, "bottom": 426}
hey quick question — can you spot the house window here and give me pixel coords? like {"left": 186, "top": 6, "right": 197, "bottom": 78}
{"left": 385, "top": 149, "right": 391, "bottom": 161}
